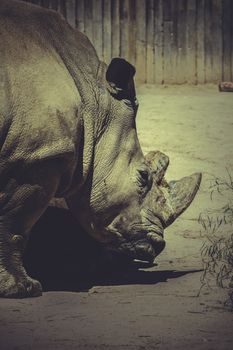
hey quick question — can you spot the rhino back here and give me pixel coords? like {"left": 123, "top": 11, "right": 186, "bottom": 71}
{"left": 0, "top": 0, "right": 99, "bottom": 167}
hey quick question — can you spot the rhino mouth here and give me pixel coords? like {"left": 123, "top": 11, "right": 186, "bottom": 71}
{"left": 107, "top": 225, "right": 165, "bottom": 263}
{"left": 131, "top": 232, "right": 166, "bottom": 263}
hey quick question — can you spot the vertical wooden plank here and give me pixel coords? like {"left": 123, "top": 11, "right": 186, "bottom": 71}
{"left": 103, "top": 0, "right": 111, "bottom": 64}
{"left": 36, "top": 0, "right": 58, "bottom": 10}
{"left": 196, "top": 0, "right": 205, "bottom": 83}
{"left": 40, "top": 0, "right": 50, "bottom": 8}
{"left": 163, "top": 0, "right": 175, "bottom": 83}
{"left": 120, "top": 0, "right": 130, "bottom": 60}
{"left": 40, "top": 0, "right": 58, "bottom": 9}
{"left": 58, "top": 0, "right": 66, "bottom": 18}
{"left": 171, "top": 1, "right": 177, "bottom": 84}
{"left": 222, "top": 0, "right": 232, "bottom": 81}
{"left": 92, "top": 0, "right": 103, "bottom": 59}
{"left": 186, "top": 0, "right": 197, "bottom": 83}
{"left": 172, "top": 0, "right": 179, "bottom": 84}
{"left": 128, "top": 0, "right": 136, "bottom": 66}
{"left": 135, "top": 0, "right": 146, "bottom": 84}
{"left": 176, "top": 0, "right": 187, "bottom": 84}
{"left": 231, "top": 0, "right": 233, "bottom": 81}
{"left": 66, "top": 0, "right": 76, "bottom": 27}
{"left": 84, "top": 0, "right": 93, "bottom": 44}
{"left": 119, "top": 0, "right": 136, "bottom": 64}
{"left": 146, "top": 0, "right": 154, "bottom": 83}
{"left": 31, "top": 0, "right": 43, "bottom": 5}
{"left": 76, "top": 0, "right": 85, "bottom": 32}
{"left": 211, "top": 0, "right": 222, "bottom": 83}
{"left": 205, "top": 0, "right": 222, "bottom": 83}
{"left": 154, "top": 0, "right": 164, "bottom": 84}
{"left": 50, "top": 0, "right": 58, "bottom": 10}
{"left": 111, "top": 0, "right": 120, "bottom": 58}
{"left": 204, "top": 0, "right": 213, "bottom": 83}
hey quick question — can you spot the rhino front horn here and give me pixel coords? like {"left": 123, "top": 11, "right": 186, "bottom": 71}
{"left": 163, "top": 172, "right": 202, "bottom": 227}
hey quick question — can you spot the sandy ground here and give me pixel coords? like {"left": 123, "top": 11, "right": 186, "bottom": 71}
{"left": 0, "top": 85, "right": 233, "bottom": 350}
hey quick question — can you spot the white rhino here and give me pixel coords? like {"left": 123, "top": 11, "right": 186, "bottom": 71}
{"left": 0, "top": 0, "right": 201, "bottom": 297}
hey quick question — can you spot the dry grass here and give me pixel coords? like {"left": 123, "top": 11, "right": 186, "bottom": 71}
{"left": 198, "top": 169, "right": 233, "bottom": 309}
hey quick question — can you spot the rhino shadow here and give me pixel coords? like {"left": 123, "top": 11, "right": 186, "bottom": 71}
{"left": 24, "top": 207, "right": 202, "bottom": 292}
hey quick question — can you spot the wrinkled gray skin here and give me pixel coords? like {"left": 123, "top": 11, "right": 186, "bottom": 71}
{"left": 0, "top": 0, "right": 201, "bottom": 298}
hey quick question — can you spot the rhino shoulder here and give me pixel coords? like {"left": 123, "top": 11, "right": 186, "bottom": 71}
{"left": 0, "top": 108, "right": 83, "bottom": 166}
{"left": 0, "top": 1, "right": 88, "bottom": 164}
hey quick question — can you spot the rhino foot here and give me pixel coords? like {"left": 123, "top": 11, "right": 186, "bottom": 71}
{"left": 0, "top": 269, "right": 42, "bottom": 298}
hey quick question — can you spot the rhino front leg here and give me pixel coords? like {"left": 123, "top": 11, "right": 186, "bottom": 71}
{"left": 0, "top": 221, "right": 43, "bottom": 298}
{"left": 0, "top": 168, "right": 59, "bottom": 298}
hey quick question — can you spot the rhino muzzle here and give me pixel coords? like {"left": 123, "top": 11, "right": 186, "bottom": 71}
{"left": 136, "top": 233, "right": 166, "bottom": 263}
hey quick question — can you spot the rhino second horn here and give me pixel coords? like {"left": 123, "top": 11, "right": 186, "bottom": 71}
{"left": 163, "top": 172, "right": 202, "bottom": 227}
{"left": 145, "top": 151, "right": 170, "bottom": 184}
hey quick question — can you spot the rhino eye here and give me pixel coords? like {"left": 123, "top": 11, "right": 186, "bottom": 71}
{"left": 122, "top": 98, "right": 132, "bottom": 107}
{"left": 122, "top": 97, "right": 139, "bottom": 115}
{"left": 138, "top": 169, "right": 150, "bottom": 187}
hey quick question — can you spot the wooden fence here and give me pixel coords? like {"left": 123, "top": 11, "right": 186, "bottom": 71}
{"left": 21, "top": 0, "right": 233, "bottom": 84}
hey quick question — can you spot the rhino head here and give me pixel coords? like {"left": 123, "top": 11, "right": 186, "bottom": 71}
{"left": 67, "top": 58, "right": 201, "bottom": 263}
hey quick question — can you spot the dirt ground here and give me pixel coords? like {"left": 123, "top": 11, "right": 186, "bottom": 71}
{"left": 0, "top": 85, "right": 233, "bottom": 350}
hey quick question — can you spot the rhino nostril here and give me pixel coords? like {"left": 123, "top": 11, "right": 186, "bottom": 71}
{"left": 147, "top": 232, "right": 164, "bottom": 243}
{"left": 134, "top": 242, "right": 155, "bottom": 263}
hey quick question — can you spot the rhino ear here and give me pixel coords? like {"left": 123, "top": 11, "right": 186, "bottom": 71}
{"left": 106, "top": 58, "right": 136, "bottom": 94}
